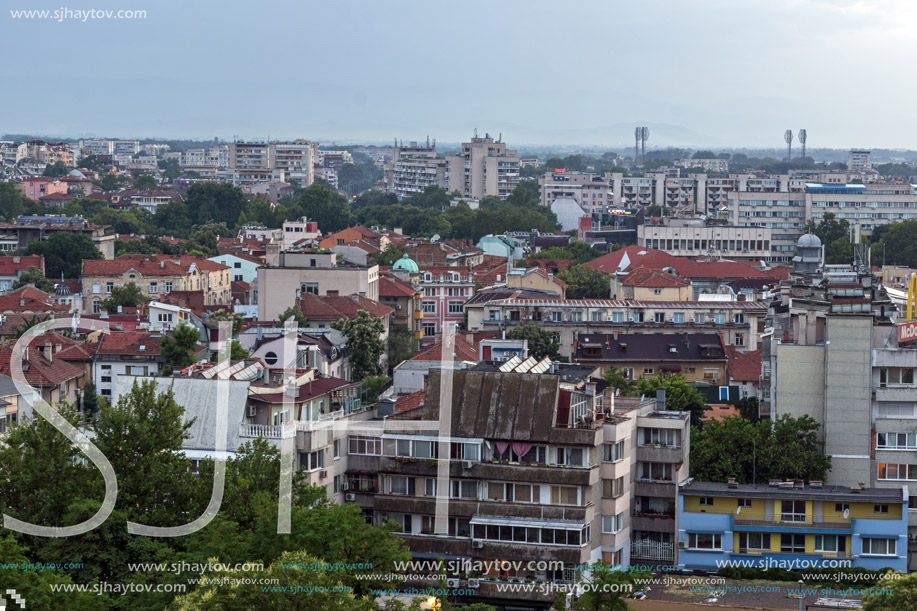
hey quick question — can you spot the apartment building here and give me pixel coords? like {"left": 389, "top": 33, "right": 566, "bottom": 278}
{"left": 677, "top": 158, "right": 728, "bottom": 173}
{"left": 343, "top": 368, "right": 689, "bottom": 606}
{"left": 15, "top": 177, "right": 68, "bottom": 202}
{"left": 848, "top": 149, "right": 873, "bottom": 172}
{"left": 93, "top": 332, "right": 164, "bottom": 402}
{"left": 446, "top": 134, "right": 520, "bottom": 200}
{"left": 385, "top": 141, "right": 448, "bottom": 199}
{"left": 637, "top": 221, "right": 773, "bottom": 261}
{"left": 274, "top": 140, "right": 316, "bottom": 186}
{"left": 539, "top": 171, "right": 611, "bottom": 216}
{"left": 256, "top": 245, "right": 379, "bottom": 321}
{"left": 678, "top": 481, "right": 907, "bottom": 572}
{"left": 282, "top": 217, "right": 320, "bottom": 250}
{"left": 81, "top": 254, "right": 231, "bottom": 312}
{"left": 412, "top": 265, "right": 474, "bottom": 340}
{"left": 464, "top": 291, "right": 766, "bottom": 355}
{"left": 573, "top": 333, "right": 728, "bottom": 385}
{"left": 0, "top": 215, "right": 116, "bottom": 259}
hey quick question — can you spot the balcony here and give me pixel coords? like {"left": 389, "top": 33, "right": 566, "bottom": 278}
{"left": 733, "top": 517, "right": 849, "bottom": 530}
{"left": 239, "top": 423, "right": 283, "bottom": 439}
{"left": 632, "top": 512, "right": 676, "bottom": 533}
{"left": 875, "top": 386, "right": 917, "bottom": 403}
{"left": 636, "top": 445, "right": 685, "bottom": 463}
{"left": 633, "top": 480, "right": 677, "bottom": 498}
{"left": 631, "top": 540, "right": 674, "bottom": 563}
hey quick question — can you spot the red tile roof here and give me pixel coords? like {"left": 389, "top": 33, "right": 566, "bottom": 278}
{"left": 0, "top": 255, "right": 44, "bottom": 276}
{"left": 395, "top": 389, "right": 425, "bottom": 413}
{"left": 724, "top": 345, "right": 762, "bottom": 383}
{"left": 0, "top": 345, "right": 85, "bottom": 387}
{"left": 620, "top": 267, "right": 690, "bottom": 288}
{"left": 0, "top": 286, "right": 68, "bottom": 313}
{"left": 82, "top": 254, "right": 229, "bottom": 277}
{"left": 297, "top": 293, "right": 394, "bottom": 321}
{"left": 585, "top": 246, "right": 771, "bottom": 280}
{"left": 96, "top": 332, "right": 162, "bottom": 357}
{"left": 409, "top": 337, "right": 477, "bottom": 362}
{"left": 379, "top": 275, "right": 417, "bottom": 298}
{"left": 585, "top": 246, "right": 679, "bottom": 274}
{"left": 248, "top": 376, "right": 355, "bottom": 404}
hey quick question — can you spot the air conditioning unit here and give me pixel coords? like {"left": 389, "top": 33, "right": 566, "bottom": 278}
{"left": 319, "top": 470, "right": 328, "bottom": 479}
{"left": 678, "top": 540, "right": 688, "bottom": 549}
{"left": 342, "top": 482, "right": 349, "bottom": 491}
{"left": 248, "top": 405, "right": 257, "bottom": 417}
{"left": 468, "top": 578, "right": 480, "bottom": 589}
{"left": 473, "top": 540, "right": 485, "bottom": 549}
{"left": 446, "top": 578, "right": 460, "bottom": 588}
{"left": 462, "top": 461, "right": 473, "bottom": 469}
{"left": 396, "top": 305, "right": 402, "bottom": 310}
{"left": 345, "top": 493, "right": 356, "bottom": 502}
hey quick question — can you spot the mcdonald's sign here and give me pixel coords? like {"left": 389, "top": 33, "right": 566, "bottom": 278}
{"left": 899, "top": 273, "right": 917, "bottom": 344}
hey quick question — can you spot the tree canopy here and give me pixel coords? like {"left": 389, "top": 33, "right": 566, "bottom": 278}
{"left": 333, "top": 311, "right": 386, "bottom": 380}
{"left": 25, "top": 231, "right": 103, "bottom": 279}
{"left": 637, "top": 374, "right": 709, "bottom": 427}
{"left": 556, "top": 264, "right": 610, "bottom": 299}
{"left": 506, "top": 325, "right": 559, "bottom": 360}
{"left": 99, "top": 282, "right": 149, "bottom": 312}
{"left": 160, "top": 323, "right": 201, "bottom": 371}
{"left": 13, "top": 265, "right": 54, "bottom": 292}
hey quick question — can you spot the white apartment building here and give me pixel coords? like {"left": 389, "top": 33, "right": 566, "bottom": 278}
{"left": 274, "top": 140, "right": 316, "bottom": 186}
{"left": 446, "top": 134, "right": 520, "bottom": 199}
{"left": 637, "top": 221, "right": 772, "bottom": 261}
{"left": 848, "top": 149, "right": 873, "bottom": 172}
{"left": 385, "top": 141, "right": 448, "bottom": 199}
{"left": 676, "top": 158, "right": 729, "bottom": 172}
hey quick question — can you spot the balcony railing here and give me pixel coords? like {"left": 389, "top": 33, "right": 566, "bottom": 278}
{"left": 239, "top": 423, "right": 283, "bottom": 439}
{"left": 733, "top": 517, "right": 849, "bottom": 529}
{"left": 631, "top": 540, "right": 674, "bottom": 562}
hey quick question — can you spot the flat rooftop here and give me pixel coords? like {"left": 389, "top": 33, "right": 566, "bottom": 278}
{"left": 682, "top": 480, "right": 905, "bottom": 503}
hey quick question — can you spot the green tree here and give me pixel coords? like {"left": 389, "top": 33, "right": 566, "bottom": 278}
{"left": 506, "top": 325, "right": 559, "bottom": 360}
{"left": 877, "top": 220, "right": 917, "bottom": 268}
{"left": 97, "top": 172, "right": 124, "bottom": 192}
{"left": 332, "top": 310, "right": 385, "bottom": 380}
{"left": 603, "top": 367, "right": 638, "bottom": 396}
{"left": 557, "top": 264, "right": 610, "bottom": 299}
{"left": 100, "top": 282, "right": 149, "bottom": 312}
{"left": 25, "top": 231, "right": 103, "bottom": 279}
{"left": 360, "top": 375, "right": 390, "bottom": 405}
{"left": 690, "top": 414, "right": 831, "bottom": 484}
{"left": 12, "top": 313, "right": 50, "bottom": 339}
{"left": 229, "top": 340, "right": 249, "bottom": 361}
{"left": 79, "top": 153, "right": 105, "bottom": 172}
{"left": 277, "top": 306, "right": 309, "bottom": 327}
{"left": 862, "top": 572, "right": 917, "bottom": 610}
{"left": 736, "top": 396, "right": 760, "bottom": 423}
{"left": 294, "top": 184, "right": 354, "bottom": 233}
{"left": 81, "top": 380, "right": 100, "bottom": 416}
{"left": 0, "top": 181, "right": 38, "bottom": 219}
{"left": 152, "top": 201, "right": 193, "bottom": 237}
{"left": 133, "top": 174, "right": 158, "bottom": 190}
{"left": 170, "top": 550, "right": 378, "bottom": 611}
{"left": 13, "top": 265, "right": 54, "bottom": 292}
{"left": 637, "top": 374, "right": 708, "bottom": 427}
{"left": 387, "top": 323, "right": 417, "bottom": 371}
{"left": 209, "top": 308, "right": 245, "bottom": 335}
{"left": 528, "top": 241, "right": 603, "bottom": 264}
{"left": 43, "top": 160, "right": 69, "bottom": 177}
{"left": 183, "top": 183, "right": 248, "bottom": 227}
{"left": 160, "top": 323, "right": 201, "bottom": 371}
{"left": 804, "top": 212, "right": 851, "bottom": 265}
{"left": 183, "top": 221, "right": 231, "bottom": 257}
{"left": 370, "top": 243, "right": 408, "bottom": 267}
{"left": 566, "top": 564, "right": 650, "bottom": 611}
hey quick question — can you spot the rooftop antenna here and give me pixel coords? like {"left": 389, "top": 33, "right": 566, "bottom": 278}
{"left": 784, "top": 129, "right": 793, "bottom": 161}
{"left": 634, "top": 127, "right": 649, "bottom": 164}
{"left": 798, "top": 129, "right": 807, "bottom": 159}
{"left": 634, "top": 128, "right": 640, "bottom": 164}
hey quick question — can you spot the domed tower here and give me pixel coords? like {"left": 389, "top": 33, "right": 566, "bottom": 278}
{"left": 792, "top": 233, "right": 822, "bottom": 274}
{"left": 392, "top": 253, "right": 419, "bottom": 278}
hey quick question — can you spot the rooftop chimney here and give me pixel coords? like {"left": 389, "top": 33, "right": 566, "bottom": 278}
{"left": 727, "top": 477, "right": 737, "bottom": 488}
{"left": 326, "top": 290, "right": 339, "bottom": 297}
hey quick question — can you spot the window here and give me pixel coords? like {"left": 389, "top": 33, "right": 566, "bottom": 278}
{"left": 814, "top": 535, "right": 838, "bottom": 552}
{"left": 106, "top": 282, "right": 114, "bottom": 293}
{"left": 422, "top": 301, "right": 436, "bottom": 314}
{"left": 878, "top": 463, "right": 917, "bottom": 480}
{"left": 642, "top": 428, "right": 677, "bottom": 447}
{"left": 264, "top": 351, "right": 278, "bottom": 365}
{"left": 699, "top": 497, "right": 714, "bottom": 506}
{"left": 423, "top": 323, "right": 437, "bottom": 337}
{"left": 333, "top": 439, "right": 340, "bottom": 459}
{"left": 735, "top": 333, "right": 745, "bottom": 347}
{"left": 633, "top": 312, "right": 644, "bottom": 323}
{"left": 447, "top": 301, "right": 464, "bottom": 314}
{"left": 904, "top": 369, "right": 915, "bottom": 384}
{"left": 737, "top": 498, "right": 752, "bottom": 508}
{"left": 780, "top": 534, "right": 805, "bottom": 553}
{"left": 611, "top": 312, "right": 624, "bottom": 323}
{"left": 450, "top": 480, "right": 477, "bottom": 499}
{"left": 639, "top": 462, "right": 673, "bottom": 481}
{"left": 165, "top": 281, "right": 173, "bottom": 293}
{"left": 781, "top": 500, "right": 806, "bottom": 522}
{"left": 301, "top": 282, "right": 319, "bottom": 295}
{"left": 602, "top": 477, "right": 624, "bottom": 498}
{"left": 738, "top": 532, "right": 770, "bottom": 551}
{"left": 654, "top": 312, "right": 665, "bottom": 323}
{"left": 688, "top": 533, "right": 721, "bottom": 550}
{"left": 348, "top": 435, "right": 381, "bottom": 455}
{"left": 877, "top": 433, "right": 917, "bottom": 450}
{"left": 487, "top": 482, "right": 535, "bottom": 503}
{"left": 862, "top": 538, "right": 896, "bottom": 555}
{"left": 603, "top": 441, "right": 624, "bottom": 462}
{"left": 450, "top": 442, "right": 481, "bottom": 461}
{"left": 550, "top": 486, "right": 579, "bottom": 505}
{"left": 333, "top": 475, "right": 340, "bottom": 494}
{"left": 149, "top": 282, "right": 158, "bottom": 294}
{"left": 673, "top": 312, "right": 685, "bottom": 323}
{"left": 424, "top": 287, "right": 436, "bottom": 297}
{"left": 733, "top": 313, "right": 745, "bottom": 324}
{"left": 602, "top": 513, "right": 624, "bottom": 534}
{"left": 715, "top": 313, "right": 726, "bottom": 324}
{"left": 300, "top": 449, "right": 325, "bottom": 471}
{"left": 875, "top": 504, "right": 889, "bottom": 514}
{"left": 488, "top": 310, "right": 500, "bottom": 321}
{"left": 92, "top": 282, "right": 100, "bottom": 294}
{"left": 234, "top": 261, "right": 242, "bottom": 268}
{"left": 643, "top": 367, "right": 655, "bottom": 375}
{"left": 835, "top": 503, "right": 850, "bottom": 513}
{"left": 101, "top": 376, "right": 112, "bottom": 384}
{"left": 424, "top": 478, "right": 437, "bottom": 496}
{"left": 551, "top": 311, "right": 561, "bottom": 322}
{"left": 389, "top": 476, "right": 416, "bottom": 495}
{"left": 556, "top": 447, "right": 584, "bottom": 467}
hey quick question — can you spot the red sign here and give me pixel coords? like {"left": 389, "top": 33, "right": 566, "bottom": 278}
{"left": 899, "top": 321, "right": 917, "bottom": 343}
{"left": 554, "top": 168, "right": 566, "bottom": 173}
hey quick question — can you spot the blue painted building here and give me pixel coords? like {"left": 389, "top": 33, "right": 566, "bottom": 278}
{"left": 677, "top": 481, "right": 907, "bottom": 572}
{"left": 208, "top": 253, "right": 261, "bottom": 285}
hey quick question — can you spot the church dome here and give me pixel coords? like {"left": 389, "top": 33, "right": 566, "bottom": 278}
{"left": 392, "top": 253, "right": 419, "bottom": 274}
{"left": 797, "top": 233, "right": 822, "bottom": 249}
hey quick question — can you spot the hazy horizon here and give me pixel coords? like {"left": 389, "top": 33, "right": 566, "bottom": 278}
{"left": 4, "top": 0, "right": 916, "bottom": 149}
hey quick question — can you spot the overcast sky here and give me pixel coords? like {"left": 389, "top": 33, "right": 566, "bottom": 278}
{"left": 3, "top": 0, "right": 914, "bottom": 148}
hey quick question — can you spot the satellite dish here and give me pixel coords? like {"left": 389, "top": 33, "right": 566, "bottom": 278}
{"left": 843, "top": 508, "right": 850, "bottom": 519}
{"left": 736, "top": 506, "right": 742, "bottom": 515}
{"left": 431, "top": 234, "right": 440, "bottom": 243}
